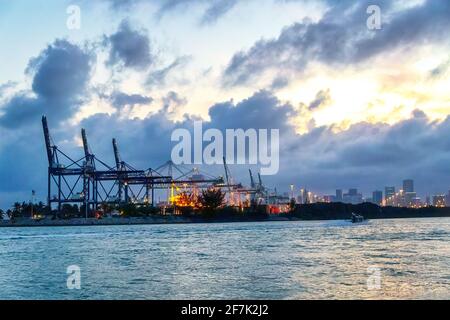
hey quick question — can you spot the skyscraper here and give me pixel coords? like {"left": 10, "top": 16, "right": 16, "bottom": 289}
{"left": 372, "top": 191, "right": 383, "bottom": 206}
{"left": 343, "top": 189, "right": 363, "bottom": 204}
{"left": 385, "top": 186, "right": 395, "bottom": 202}
{"left": 403, "top": 179, "right": 414, "bottom": 193}
{"left": 336, "top": 189, "right": 343, "bottom": 202}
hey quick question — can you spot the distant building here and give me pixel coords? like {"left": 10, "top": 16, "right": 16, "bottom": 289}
{"left": 335, "top": 189, "right": 343, "bottom": 202}
{"left": 372, "top": 191, "right": 383, "bottom": 206}
{"left": 446, "top": 191, "right": 450, "bottom": 207}
{"left": 433, "top": 195, "right": 446, "bottom": 207}
{"left": 404, "top": 192, "right": 417, "bottom": 207}
{"left": 385, "top": 186, "right": 395, "bottom": 203}
{"left": 343, "top": 189, "right": 363, "bottom": 205}
{"left": 410, "top": 197, "right": 422, "bottom": 208}
{"left": 298, "top": 189, "right": 307, "bottom": 204}
{"left": 403, "top": 179, "right": 414, "bottom": 193}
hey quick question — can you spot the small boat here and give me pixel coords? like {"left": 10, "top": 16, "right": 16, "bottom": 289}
{"left": 350, "top": 212, "right": 365, "bottom": 223}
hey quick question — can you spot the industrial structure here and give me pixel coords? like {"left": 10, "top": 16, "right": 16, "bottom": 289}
{"left": 42, "top": 116, "right": 271, "bottom": 216}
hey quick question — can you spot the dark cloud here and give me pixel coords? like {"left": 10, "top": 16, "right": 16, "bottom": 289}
{"left": 146, "top": 56, "right": 191, "bottom": 87}
{"left": 162, "top": 91, "right": 188, "bottom": 115}
{"left": 201, "top": 0, "right": 238, "bottom": 24}
{"left": 412, "top": 109, "right": 427, "bottom": 119}
{"left": 0, "top": 40, "right": 93, "bottom": 128}
{"left": 270, "top": 76, "right": 289, "bottom": 90}
{"left": 223, "top": 0, "right": 450, "bottom": 86}
{"left": 0, "top": 40, "right": 93, "bottom": 208}
{"left": 208, "top": 90, "right": 296, "bottom": 131}
{"left": 110, "top": 92, "right": 153, "bottom": 108}
{"left": 103, "top": 0, "right": 238, "bottom": 24}
{"left": 308, "top": 89, "right": 331, "bottom": 111}
{"left": 106, "top": 20, "right": 152, "bottom": 70}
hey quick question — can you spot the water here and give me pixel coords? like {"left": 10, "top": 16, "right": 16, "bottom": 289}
{"left": 0, "top": 218, "right": 449, "bottom": 300}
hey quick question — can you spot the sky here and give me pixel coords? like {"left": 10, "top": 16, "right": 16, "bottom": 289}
{"left": 0, "top": 0, "right": 450, "bottom": 208}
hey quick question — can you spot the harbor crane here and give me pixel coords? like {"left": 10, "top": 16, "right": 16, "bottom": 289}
{"left": 42, "top": 115, "right": 223, "bottom": 215}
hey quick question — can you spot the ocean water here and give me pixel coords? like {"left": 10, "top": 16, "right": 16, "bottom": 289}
{"left": 0, "top": 218, "right": 449, "bottom": 300}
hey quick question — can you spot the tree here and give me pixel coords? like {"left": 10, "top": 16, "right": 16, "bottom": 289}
{"left": 289, "top": 198, "right": 296, "bottom": 212}
{"left": 199, "top": 188, "right": 225, "bottom": 211}
{"left": 60, "top": 204, "right": 80, "bottom": 219}
{"left": 175, "top": 192, "right": 196, "bottom": 216}
{"left": 119, "top": 203, "right": 142, "bottom": 217}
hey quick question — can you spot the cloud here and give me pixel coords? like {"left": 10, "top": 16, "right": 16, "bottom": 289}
{"left": 162, "top": 91, "right": 188, "bottom": 113}
{"left": 103, "top": 0, "right": 239, "bottom": 24}
{"left": 110, "top": 92, "right": 153, "bottom": 108}
{"left": 146, "top": 56, "right": 191, "bottom": 87}
{"left": 208, "top": 90, "right": 296, "bottom": 131}
{"left": 201, "top": 0, "right": 238, "bottom": 25}
{"left": 106, "top": 20, "right": 152, "bottom": 70}
{"left": 0, "top": 40, "right": 93, "bottom": 208}
{"left": 223, "top": 0, "right": 450, "bottom": 86}
{"left": 430, "top": 58, "right": 450, "bottom": 78}
{"left": 0, "top": 81, "right": 17, "bottom": 98}
{"left": 308, "top": 89, "right": 331, "bottom": 111}
{"left": 0, "top": 39, "right": 93, "bottom": 128}
{"left": 270, "top": 76, "right": 289, "bottom": 90}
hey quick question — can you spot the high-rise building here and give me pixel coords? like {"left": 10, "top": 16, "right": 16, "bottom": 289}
{"left": 385, "top": 186, "right": 395, "bottom": 202}
{"left": 403, "top": 179, "right": 414, "bottom": 193}
{"left": 446, "top": 191, "right": 450, "bottom": 207}
{"left": 372, "top": 191, "right": 383, "bottom": 206}
{"left": 433, "top": 195, "right": 446, "bottom": 207}
{"left": 336, "top": 189, "right": 343, "bottom": 202}
{"left": 343, "top": 189, "right": 363, "bottom": 205}
{"left": 404, "top": 192, "right": 417, "bottom": 207}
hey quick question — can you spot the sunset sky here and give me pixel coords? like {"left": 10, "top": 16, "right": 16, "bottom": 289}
{"left": 0, "top": 0, "right": 450, "bottom": 208}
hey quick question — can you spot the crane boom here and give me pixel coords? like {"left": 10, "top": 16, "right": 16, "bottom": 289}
{"left": 42, "top": 116, "right": 54, "bottom": 166}
{"left": 223, "top": 157, "right": 232, "bottom": 189}
{"left": 112, "top": 138, "right": 121, "bottom": 170}
{"left": 249, "top": 169, "right": 255, "bottom": 188}
{"left": 81, "top": 128, "right": 90, "bottom": 158}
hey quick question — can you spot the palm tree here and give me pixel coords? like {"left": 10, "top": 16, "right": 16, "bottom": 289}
{"left": 199, "top": 188, "right": 225, "bottom": 211}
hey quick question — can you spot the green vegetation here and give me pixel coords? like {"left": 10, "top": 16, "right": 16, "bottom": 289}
{"left": 116, "top": 203, "right": 159, "bottom": 217}
{"left": 8, "top": 201, "right": 50, "bottom": 219}
{"left": 198, "top": 188, "right": 226, "bottom": 217}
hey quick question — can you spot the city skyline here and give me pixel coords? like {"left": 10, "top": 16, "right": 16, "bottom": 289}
{"left": 290, "top": 178, "right": 450, "bottom": 208}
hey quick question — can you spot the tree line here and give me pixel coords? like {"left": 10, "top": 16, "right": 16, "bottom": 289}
{"left": 0, "top": 188, "right": 268, "bottom": 220}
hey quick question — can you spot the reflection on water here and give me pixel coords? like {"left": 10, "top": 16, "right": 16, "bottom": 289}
{"left": 0, "top": 218, "right": 449, "bottom": 299}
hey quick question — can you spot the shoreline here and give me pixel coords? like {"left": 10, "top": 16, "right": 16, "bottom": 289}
{"left": 1, "top": 213, "right": 449, "bottom": 228}
{"left": 0, "top": 215, "right": 294, "bottom": 228}
{"left": 3, "top": 202, "right": 450, "bottom": 228}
